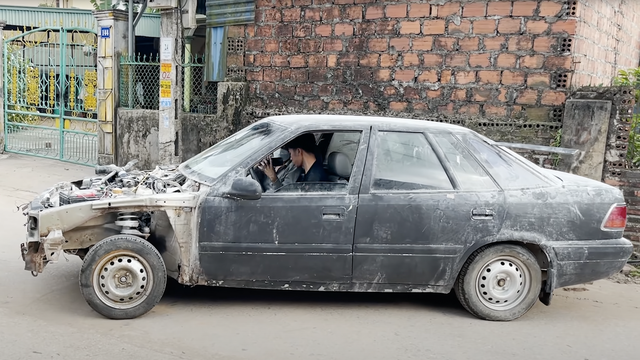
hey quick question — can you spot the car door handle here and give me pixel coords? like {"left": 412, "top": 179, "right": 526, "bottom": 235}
{"left": 471, "top": 208, "right": 494, "bottom": 220}
{"left": 322, "top": 207, "right": 346, "bottom": 220}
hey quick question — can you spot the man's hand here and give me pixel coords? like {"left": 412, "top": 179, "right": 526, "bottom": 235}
{"left": 257, "top": 156, "right": 278, "bottom": 183}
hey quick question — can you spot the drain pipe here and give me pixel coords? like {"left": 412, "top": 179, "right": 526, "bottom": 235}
{"left": 128, "top": 0, "right": 134, "bottom": 55}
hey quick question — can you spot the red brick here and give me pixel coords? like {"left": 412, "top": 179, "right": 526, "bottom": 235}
{"left": 390, "top": 102, "right": 408, "bottom": 112}
{"left": 404, "top": 87, "right": 421, "bottom": 100}
{"left": 520, "top": 55, "right": 544, "bottom": 69}
{"left": 263, "top": 69, "right": 280, "bottom": 82}
{"left": 296, "top": 84, "right": 313, "bottom": 96}
{"left": 395, "top": 70, "right": 416, "bottom": 82}
{"left": 339, "top": 53, "right": 359, "bottom": 66}
{"left": 487, "top": 1, "right": 512, "bottom": 16}
{"left": 390, "top": 37, "right": 411, "bottom": 51}
{"left": 424, "top": 20, "right": 446, "bottom": 35}
{"left": 315, "top": 24, "right": 332, "bottom": 37}
{"left": 527, "top": 73, "right": 550, "bottom": 87}
{"left": 526, "top": 20, "right": 549, "bottom": 34}
{"left": 300, "top": 39, "right": 321, "bottom": 52}
{"left": 469, "top": 53, "right": 491, "bottom": 67}
{"left": 360, "top": 53, "right": 379, "bottom": 67}
{"left": 356, "top": 22, "right": 376, "bottom": 36}
{"left": 328, "top": 100, "right": 344, "bottom": 110}
{"left": 246, "top": 69, "right": 263, "bottom": 81}
{"left": 401, "top": 21, "right": 421, "bottom": 34}
{"left": 384, "top": 86, "right": 397, "bottom": 97}
{"left": 345, "top": 6, "right": 363, "bottom": 20}
{"left": 446, "top": 54, "right": 468, "bottom": 67}
{"left": 290, "top": 55, "right": 306, "bottom": 67}
{"left": 533, "top": 37, "right": 555, "bottom": 52}
{"left": 403, "top": 53, "right": 420, "bottom": 66}
{"left": 335, "top": 23, "right": 353, "bottom": 36}
{"left": 380, "top": 54, "right": 398, "bottom": 67}
{"left": 541, "top": 90, "right": 567, "bottom": 105}
{"left": 508, "top": 36, "right": 533, "bottom": 51}
{"left": 412, "top": 37, "right": 433, "bottom": 50}
{"left": 473, "top": 19, "right": 496, "bottom": 35}
{"left": 294, "top": 24, "right": 312, "bottom": 37}
{"left": 321, "top": 7, "right": 341, "bottom": 21}
{"left": 459, "top": 37, "right": 479, "bottom": 51}
{"left": 256, "top": 25, "right": 273, "bottom": 37}
{"left": 441, "top": 70, "right": 453, "bottom": 83}
{"left": 463, "top": 3, "right": 486, "bottom": 17}
{"left": 423, "top": 54, "right": 443, "bottom": 66}
{"left": 484, "top": 36, "right": 505, "bottom": 50}
{"left": 497, "top": 89, "right": 508, "bottom": 102}
{"left": 368, "top": 38, "right": 388, "bottom": 52}
{"left": 246, "top": 39, "right": 263, "bottom": 52}
{"left": 366, "top": 5, "right": 384, "bottom": 19}
{"left": 375, "top": 69, "right": 392, "bottom": 81}
{"left": 435, "top": 37, "right": 457, "bottom": 50}
{"left": 334, "top": 0, "right": 353, "bottom": 4}
{"left": 497, "top": 53, "right": 517, "bottom": 67}
{"left": 459, "top": 104, "right": 480, "bottom": 115}
{"left": 413, "top": 103, "right": 429, "bottom": 112}
{"left": 418, "top": 70, "right": 439, "bottom": 83}
{"left": 245, "top": 54, "right": 255, "bottom": 66}
{"left": 256, "top": 0, "right": 273, "bottom": 7}
{"left": 449, "top": 19, "right": 471, "bottom": 35}
{"left": 307, "top": 99, "right": 325, "bottom": 110}
{"left": 282, "top": 8, "right": 301, "bottom": 22}
{"left": 472, "top": 88, "right": 492, "bottom": 102}
{"left": 308, "top": 54, "right": 326, "bottom": 67}
{"left": 498, "top": 18, "right": 521, "bottom": 34}
{"left": 456, "top": 71, "right": 476, "bottom": 84}
{"left": 327, "top": 54, "right": 338, "bottom": 67}
{"left": 409, "top": 3, "right": 431, "bottom": 17}
{"left": 272, "top": 55, "right": 288, "bottom": 67}
{"left": 484, "top": 104, "right": 507, "bottom": 117}
{"left": 261, "top": 9, "right": 282, "bottom": 23}
{"left": 276, "top": 0, "right": 293, "bottom": 6}
{"left": 376, "top": 21, "right": 396, "bottom": 35}
{"left": 324, "top": 39, "right": 343, "bottom": 52}
{"left": 551, "top": 19, "right": 577, "bottom": 35}
{"left": 516, "top": 89, "right": 538, "bottom": 104}
{"left": 539, "top": 1, "right": 563, "bottom": 17}
{"left": 309, "top": 69, "right": 329, "bottom": 82}
{"left": 386, "top": 4, "right": 407, "bottom": 18}
{"left": 347, "top": 101, "right": 365, "bottom": 110}
{"left": 512, "top": 1, "right": 538, "bottom": 16}
{"left": 280, "top": 39, "right": 298, "bottom": 53}
{"left": 451, "top": 89, "right": 467, "bottom": 101}
{"left": 427, "top": 89, "right": 443, "bottom": 98}
{"left": 259, "top": 82, "right": 275, "bottom": 95}
{"left": 503, "top": 71, "right": 525, "bottom": 85}
{"left": 438, "top": 103, "right": 455, "bottom": 115}
{"left": 544, "top": 56, "right": 572, "bottom": 69}
{"left": 478, "top": 70, "right": 501, "bottom": 84}
{"left": 255, "top": 54, "right": 272, "bottom": 66}
{"left": 227, "top": 25, "right": 245, "bottom": 38}
{"left": 437, "top": 2, "right": 461, "bottom": 17}
{"left": 304, "top": 7, "right": 321, "bottom": 21}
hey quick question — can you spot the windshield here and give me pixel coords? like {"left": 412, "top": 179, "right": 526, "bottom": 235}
{"left": 179, "top": 121, "right": 284, "bottom": 184}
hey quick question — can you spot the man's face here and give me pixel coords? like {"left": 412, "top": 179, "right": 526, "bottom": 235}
{"left": 288, "top": 148, "right": 303, "bottom": 167}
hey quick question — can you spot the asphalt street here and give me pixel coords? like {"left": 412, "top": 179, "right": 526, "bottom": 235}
{"left": 1, "top": 153, "right": 639, "bottom": 360}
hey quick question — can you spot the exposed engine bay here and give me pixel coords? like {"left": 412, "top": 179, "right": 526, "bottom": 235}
{"left": 30, "top": 160, "right": 200, "bottom": 210}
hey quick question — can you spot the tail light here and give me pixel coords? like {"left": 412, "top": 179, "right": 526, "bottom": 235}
{"left": 601, "top": 203, "right": 627, "bottom": 231}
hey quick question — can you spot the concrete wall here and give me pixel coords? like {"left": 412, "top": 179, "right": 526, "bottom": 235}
{"left": 571, "top": 0, "right": 640, "bottom": 87}
{"left": 116, "top": 109, "right": 159, "bottom": 170}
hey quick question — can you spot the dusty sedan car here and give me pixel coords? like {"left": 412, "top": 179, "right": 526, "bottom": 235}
{"left": 19, "top": 115, "right": 633, "bottom": 321}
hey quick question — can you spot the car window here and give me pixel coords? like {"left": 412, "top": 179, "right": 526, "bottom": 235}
{"left": 325, "top": 132, "right": 361, "bottom": 168}
{"left": 372, "top": 131, "right": 453, "bottom": 191}
{"left": 458, "top": 134, "right": 551, "bottom": 189}
{"left": 431, "top": 134, "right": 498, "bottom": 191}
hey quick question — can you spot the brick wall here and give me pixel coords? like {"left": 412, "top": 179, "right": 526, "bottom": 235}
{"left": 571, "top": 0, "right": 640, "bottom": 87}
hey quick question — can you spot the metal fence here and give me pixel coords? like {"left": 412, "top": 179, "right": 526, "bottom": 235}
{"left": 119, "top": 53, "right": 218, "bottom": 114}
{"left": 120, "top": 54, "right": 160, "bottom": 110}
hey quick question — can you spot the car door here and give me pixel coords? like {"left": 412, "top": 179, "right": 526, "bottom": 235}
{"left": 353, "top": 128, "right": 506, "bottom": 287}
{"left": 198, "top": 127, "right": 370, "bottom": 284}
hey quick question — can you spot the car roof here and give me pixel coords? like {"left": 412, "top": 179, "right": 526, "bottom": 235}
{"left": 263, "top": 114, "right": 474, "bottom": 134}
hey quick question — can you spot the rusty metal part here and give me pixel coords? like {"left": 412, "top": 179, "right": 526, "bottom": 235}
{"left": 21, "top": 242, "right": 46, "bottom": 276}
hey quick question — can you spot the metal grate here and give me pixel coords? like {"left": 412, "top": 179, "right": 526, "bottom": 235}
{"left": 119, "top": 54, "right": 160, "bottom": 110}
{"left": 181, "top": 53, "right": 218, "bottom": 114}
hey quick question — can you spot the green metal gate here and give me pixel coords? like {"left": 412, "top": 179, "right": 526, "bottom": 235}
{"left": 3, "top": 26, "right": 98, "bottom": 165}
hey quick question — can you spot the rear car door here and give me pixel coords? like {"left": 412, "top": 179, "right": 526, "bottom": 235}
{"left": 353, "top": 128, "right": 507, "bottom": 287}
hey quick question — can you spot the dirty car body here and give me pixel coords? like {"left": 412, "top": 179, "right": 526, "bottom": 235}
{"left": 19, "top": 115, "right": 634, "bottom": 321}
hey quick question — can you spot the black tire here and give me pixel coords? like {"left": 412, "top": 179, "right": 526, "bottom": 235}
{"left": 79, "top": 234, "right": 167, "bottom": 320}
{"left": 454, "top": 244, "right": 541, "bottom": 321}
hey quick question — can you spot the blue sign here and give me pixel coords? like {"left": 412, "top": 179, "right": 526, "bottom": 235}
{"left": 100, "top": 27, "right": 110, "bottom": 38}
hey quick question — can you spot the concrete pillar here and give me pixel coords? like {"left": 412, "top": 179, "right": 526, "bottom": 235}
{"left": 0, "top": 20, "right": 6, "bottom": 153}
{"left": 158, "top": 8, "right": 183, "bottom": 165}
{"left": 93, "top": 10, "right": 129, "bottom": 165}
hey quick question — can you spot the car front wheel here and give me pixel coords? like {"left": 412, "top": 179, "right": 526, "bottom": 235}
{"left": 454, "top": 244, "right": 542, "bottom": 321}
{"left": 79, "top": 234, "right": 167, "bottom": 319}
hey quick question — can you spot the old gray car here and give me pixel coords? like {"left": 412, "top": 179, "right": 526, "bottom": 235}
{"left": 19, "top": 115, "right": 634, "bottom": 321}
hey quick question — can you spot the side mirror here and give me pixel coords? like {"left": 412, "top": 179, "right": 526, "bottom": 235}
{"left": 226, "top": 177, "right": 262, "bottom": 200}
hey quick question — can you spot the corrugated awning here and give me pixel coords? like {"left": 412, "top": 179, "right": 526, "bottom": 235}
{"left": 205, "top": 0, "right": 255, "bottom": 27}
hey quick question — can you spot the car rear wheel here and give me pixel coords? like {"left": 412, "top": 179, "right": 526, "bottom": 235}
{"left": 79, "top": 234, "right": 167, "bottom": 319}
{"left": 454, "top": 244, "right": 541, "bottom": 321}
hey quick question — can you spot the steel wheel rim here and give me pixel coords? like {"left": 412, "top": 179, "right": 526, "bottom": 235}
{"left": 475, "top": 255, "right": 531, "bottom": 311}
{"left": 92, "top": 250, "right": 153, "bottom": 310}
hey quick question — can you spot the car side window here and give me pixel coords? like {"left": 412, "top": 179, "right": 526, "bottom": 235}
{"left": 431, "top": 134, "right": 498, "bottom": 191}
{"left": 458, "top": 134, "right": 550, "bottom": 189}
{"left": 372, "top": 131, "right": 453, "bottom": 191}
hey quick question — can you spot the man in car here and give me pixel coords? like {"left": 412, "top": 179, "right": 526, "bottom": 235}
{"left": 258, "top": 133, "right": 329, "bottom": 185}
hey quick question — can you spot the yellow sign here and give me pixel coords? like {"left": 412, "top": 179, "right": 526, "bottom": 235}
{"left": 161, "top": 63, "right": 172, "bottom": 72}
{"left": 160, "top": 80, "right": 172, "bottom": 98}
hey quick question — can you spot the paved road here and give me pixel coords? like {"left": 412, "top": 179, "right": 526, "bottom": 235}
{"left": 1, "top": 153, "right": 639, "bottom": 360}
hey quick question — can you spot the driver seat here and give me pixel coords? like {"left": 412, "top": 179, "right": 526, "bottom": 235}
{"left": 327, "top": 152, "right": 351, "bottom": 183}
